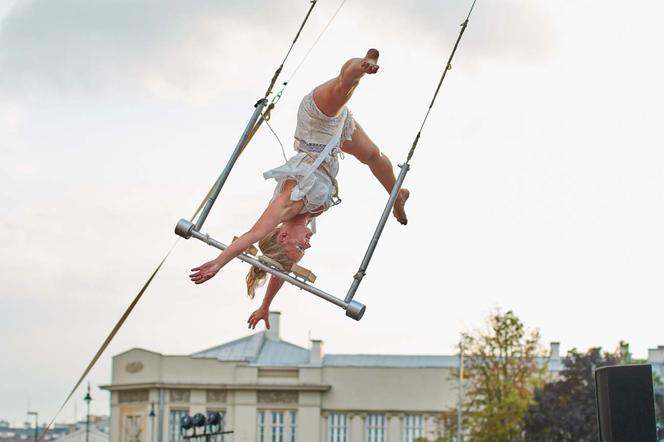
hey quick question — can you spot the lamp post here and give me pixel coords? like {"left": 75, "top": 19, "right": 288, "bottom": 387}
{"left": 83, "top": 383, "right": 92, "bottom": 442}
{"left": 457, "top": 338, "right": 464, "bottom": 442}
{"left": 27, "top": 411, "right": 38, "bottom": 442}
{"left": 149, "top": 402, "right": 156, "bottom": 442}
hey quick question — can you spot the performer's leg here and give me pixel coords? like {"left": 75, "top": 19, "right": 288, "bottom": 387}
{"left": 313, "top": 49, "right": 380, "bottom": 117}
{"left": 341, "top": 122, "right": 409, "bottom": 225}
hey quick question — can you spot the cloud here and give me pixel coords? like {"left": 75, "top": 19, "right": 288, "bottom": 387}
{"left": 0, "top": 98, "right": 25, "bottom": 132}
{"left": 363, "top": 0, "right": 553, "bottom": 64}
{"left": 0, "top": 0, "right": 553, "bottom": 103}
{"left": 0, "top": 0, "right": 299, "bottom": 101}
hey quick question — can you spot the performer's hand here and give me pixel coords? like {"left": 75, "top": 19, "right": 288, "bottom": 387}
{"left": 247, "top": 307, "right": 271, "bottom": 329}
{"left": 189, "top": 260, "right": 222, "bottom": 284}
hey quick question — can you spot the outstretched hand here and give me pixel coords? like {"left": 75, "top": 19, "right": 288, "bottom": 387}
{"left": 189, "top": 260, "right": 221, "bottom": 284}
{"left": 247, "top": 307, "right": 270, "bottom": 330}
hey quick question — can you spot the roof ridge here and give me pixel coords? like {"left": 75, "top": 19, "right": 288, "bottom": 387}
{"left": 324, "top": 353, "right": 450, "bottom": 357}
{"left": 191, "top": 331, "right": 265, "bottom": 357}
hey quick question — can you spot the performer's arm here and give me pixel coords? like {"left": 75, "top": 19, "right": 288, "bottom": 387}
{"left": 190, "top": 182, "right": 303, "bottom": 284}
{"left": 247, "top": 276, "right": 284, "bottom": 329}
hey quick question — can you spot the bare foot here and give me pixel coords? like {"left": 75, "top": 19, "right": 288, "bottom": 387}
{"left": 392, "top": 188, "right": 410, "bottom": 225}
{"left": 366, "top": 48, "right": 380, "bottom": 60}
{"left": 361, "top": 59, "right": 379, "bottom": 74}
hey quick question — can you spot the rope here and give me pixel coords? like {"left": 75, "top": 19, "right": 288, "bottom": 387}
{"left": 37, "top": 2, "right": 330, "bottom": 434}
{"left": 243, "top": 0, "right": 350, "bottom": 159}
{"left": 264, "top": 0, "right": 319, "bottom": 98}
{"left": 406, "top": 0, "right": 478, "bottom": 163}
{"left": 286, "top": 0, "right": 349, "bottom": 84}
{"left": 37, "top": 187, "right": 215, "bottom": 442}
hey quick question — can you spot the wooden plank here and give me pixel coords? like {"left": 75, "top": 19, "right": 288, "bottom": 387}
{"left": 291, "top": 264, "right": 316, "bottom": 283}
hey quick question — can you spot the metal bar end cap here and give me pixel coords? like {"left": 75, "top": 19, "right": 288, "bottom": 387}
{"left": 345, "top": 300, "right": 366, "bottom": 321}
{"left": 175, "top": 218, "right": 195, "bottom": 239}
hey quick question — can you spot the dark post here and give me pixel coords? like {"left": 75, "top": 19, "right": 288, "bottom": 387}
{"left": 149, "top": 402, "right": 156, "bottom": 442}
{"left": 27, "top": 411, "right": 38, "bottom": 442}
{"left": 83, "top": 383, "right": 92, "bottom": 442}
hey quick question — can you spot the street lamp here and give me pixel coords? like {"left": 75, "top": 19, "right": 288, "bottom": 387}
{"left": 27, "top": 411, "right": 38, "bottom": 442}
{"left": 83, "top": 383, "right": 92, "bottom": 442}
{"left": 149, "top": 402, "right": 156, "bottom": 442}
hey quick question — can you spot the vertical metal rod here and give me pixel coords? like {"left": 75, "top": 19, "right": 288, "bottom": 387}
{"left": 157, "top": 388, "right": 164, "bottom": 442}
{"left": 84, "top": 383, "right": 91, "bottom": 442}
{"left": 344, "top": 162, "right": 410, "bottom": 303}
{"left": 27, "top": 412, "right": 38, "bottom": 442}
{"left": 194, "top": 98, "right": 269, "bottom": 231}
{"left": 457, "top": 338, "right": 464, "bottom": 442}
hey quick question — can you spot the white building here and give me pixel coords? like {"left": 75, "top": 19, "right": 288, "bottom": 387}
{"left": 102, "top": 312, "right": 568, "bottom": 442}
{"left": 54, "top": 429, "right": 109, "bottom": 442}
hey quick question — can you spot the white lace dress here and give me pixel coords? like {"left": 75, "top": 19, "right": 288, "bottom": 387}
{"left": 263, "top": 91, "right": 355, "bottom": 214}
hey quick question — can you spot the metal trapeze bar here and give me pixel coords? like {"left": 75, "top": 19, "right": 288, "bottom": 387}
{"left": 344, "top": 162, "right": 411, "bottom": 304}
{"left": 194, "top": 98, "right": 269, "bottom": 232}
{"left": 175, "top": 219, "right": 367, "bottom": 321}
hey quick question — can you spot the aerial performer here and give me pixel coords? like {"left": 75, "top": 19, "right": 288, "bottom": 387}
{"left": 189, "top": 48, "right": 410, "bottom": 328}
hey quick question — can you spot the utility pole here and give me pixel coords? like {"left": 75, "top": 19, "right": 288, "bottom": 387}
{"left": 27, "top": 411, "right": 38, "bottom": 442}
{"left": 149, "top": 402, "right": 156, "bottom": 442}
{"left": 457, "top": 338, "right": 464, "bottom": 442}
{"left": 84, "top": 383, "right": 92, "bottom": 442}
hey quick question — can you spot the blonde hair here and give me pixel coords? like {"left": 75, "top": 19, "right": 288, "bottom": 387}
{"left": 245, "top": 227, "right": 298, "bottom": 298}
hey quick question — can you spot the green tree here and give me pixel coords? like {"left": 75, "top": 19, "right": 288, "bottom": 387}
{"left": 459, "top": 309, "right": 545, "bottom": 442}
{"left": 523, "top": 347, "right": 622, "bottom": 442}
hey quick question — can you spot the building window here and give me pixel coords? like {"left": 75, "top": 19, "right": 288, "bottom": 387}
{"left": 169, "top": 409, "right": 189, "bottom": 442}
{"left": 289, "top": 411, "right": 296, "bottom": 442}
{"left": 206, "top": 410, "right": 226, "bottom": 442}
{"left": 365, "top": 414, "right": 385, "bottom": 442}
{"left": 327, "top": 413, "right": 347, "bottom": 442}
{"left": 403, "top": 415, "right": 424, "bottom": 442}
{"left": 272, "top": 412, "right": 284, "bottom": 442}
{"left": 257, "top": 411, "right": 296, "bottom": 442}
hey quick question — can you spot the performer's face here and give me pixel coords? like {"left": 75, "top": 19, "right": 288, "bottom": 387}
{"left": 279, "top": 224, "right": 313, "bottom": 261}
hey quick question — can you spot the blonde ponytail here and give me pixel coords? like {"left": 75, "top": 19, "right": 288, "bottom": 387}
{"left": 245, "top": 265, "right": 268, "bottom": 299}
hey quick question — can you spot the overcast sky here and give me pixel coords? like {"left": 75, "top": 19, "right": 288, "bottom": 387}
{"left": 2, "top": 0, "right": 663, "bottom": 426}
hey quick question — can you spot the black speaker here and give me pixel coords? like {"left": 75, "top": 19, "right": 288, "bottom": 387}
{"left": 595, "top": 364, "right": 657, "bottom": 442}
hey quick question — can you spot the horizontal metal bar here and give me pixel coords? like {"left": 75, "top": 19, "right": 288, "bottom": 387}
{"left": 188, "top": 229, "right": 347, "bottom": 309}
{"left": 183, "top": 431, "right": 234, "bottom": 440}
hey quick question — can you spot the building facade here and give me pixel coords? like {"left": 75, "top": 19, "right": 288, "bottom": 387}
{"left": 103, "top": 312, "right": 472, "bottom": 442}
{"left": 106, "top": 313, "right": 664, "bottom": 442}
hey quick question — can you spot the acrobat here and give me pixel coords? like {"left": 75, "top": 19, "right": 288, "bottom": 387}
{"left": 188, "top": 49, "right": 410, "bottom": 328}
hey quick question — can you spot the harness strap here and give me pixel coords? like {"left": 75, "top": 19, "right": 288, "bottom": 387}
{"left": 299, "top": 107, "right": 347, "bottom": 182}
{"left": 301, "top": 151, "right": 340, "bottom": 200}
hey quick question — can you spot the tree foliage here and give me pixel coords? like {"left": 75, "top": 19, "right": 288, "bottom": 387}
{"left": 460, "top": 309, "right": 545, "bottom": 442}
{"left": 523, "top": 347, "right": 622, "bottom": 442}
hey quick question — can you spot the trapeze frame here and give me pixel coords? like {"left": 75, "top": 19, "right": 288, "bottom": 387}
{"left": 174, "top": 97, "right": 412, "bottom": 321}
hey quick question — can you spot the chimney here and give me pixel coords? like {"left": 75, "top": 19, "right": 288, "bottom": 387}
{"left": 619, "top": 342, "right": 630, "bottom": 361}
{"left": 266, "top": 311, "right": 281, "bottom": 340}
{"left": 309, "top": 339, "right": 323, "bottom": 365}
{"left": 549, "top": 341, "right": 560, "bottom": 359}
{"left": 648, "top": 346, "right": 664, "bottom": 364}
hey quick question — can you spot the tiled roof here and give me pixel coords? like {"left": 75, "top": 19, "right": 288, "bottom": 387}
{"left": 191, "top": 331, "right": 564, "bottom": 370}
{"left": 192, "top": 332, "right": 309, "bottom": 366}
{"left": 192, "top": 332, "right": 266, "bottom": 361}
